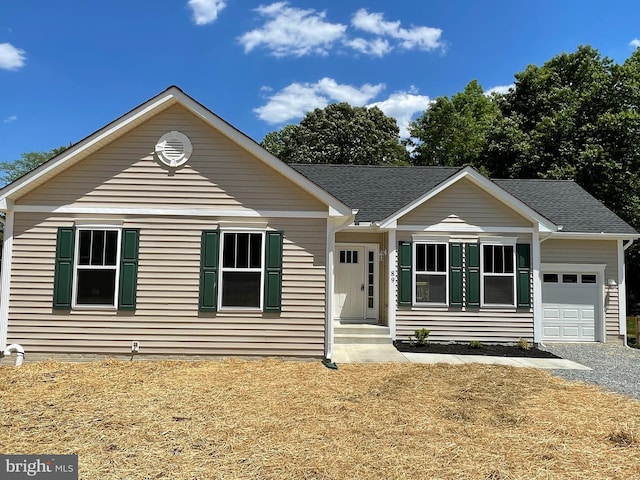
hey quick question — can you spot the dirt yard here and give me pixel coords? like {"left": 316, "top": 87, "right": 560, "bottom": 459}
{"left": 1, "top": 359, "right": 639, "bottom": 479}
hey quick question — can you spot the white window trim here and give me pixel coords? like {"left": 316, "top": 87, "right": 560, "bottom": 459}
{"left": 413, "top": 241, "right": 449, "bottom": 307}
{"left": 72, "top": 227, "right": 122, "bottom": 310}
{"left": 218, "top": 230, "right": 266, "bottom": 312}
{"left": 480, "top": 243, "right": 516, "bottom": 308}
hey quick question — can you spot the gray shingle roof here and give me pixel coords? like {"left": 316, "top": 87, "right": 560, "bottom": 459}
{"left": 494, "top": 179, "right": 638, "bottom": 235}
{"left": 292, "top": 164, "right": 638, "bottom": 235}
{"left": 292, "top": 164, "right": 460, "bottom": 223}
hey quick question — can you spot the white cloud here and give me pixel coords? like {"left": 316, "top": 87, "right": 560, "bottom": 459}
{"left": 351, "top": 9, "right": 443, "bottom": 52}
{"left": 485, "top": 84, "right": 514, "bottom": 96}
{"left": 188, "top": 0, "right": 227, "bottom": 25}
{"left": 255, "top": 78, "right": 385, "bottom": 123}
{"left": 239, "top": 2, "right": 347, "bottom": 57}
{"left": 3, "top": 115, "right": 17, "bottom": 124}
{"left": 368, "top": 89, "right": 431, "bottom": 138}
{"left": 630, "top": 39, "right": 640, "bottom": 48}
{"left": 255, "top": 80, "right": 430, "bottom": 138}
{"left": 344, "top": 37, "right": 391, "bottom": 57}
{"left": 0, "top": 43, "right": 26, "bottom": 70}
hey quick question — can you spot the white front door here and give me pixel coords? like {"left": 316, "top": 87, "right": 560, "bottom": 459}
{"left": 334, "top": 244, "right": 379, "bottom": 320}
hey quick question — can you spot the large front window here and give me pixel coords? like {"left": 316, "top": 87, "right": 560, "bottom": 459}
{"left": 414, "top": 243, "right": 447, "bottom": 304}
{"left": 482, "top": 244, "right": 515, "bottom": 306}
{"left": 75, "top": 229, "right": 120, "bottom": 307}
{"left": 221, "top": 232, "right": 264, "bottom": 309}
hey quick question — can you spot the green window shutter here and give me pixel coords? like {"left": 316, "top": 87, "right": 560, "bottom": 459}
{"left": 466, "top": 243, "right": 480, "bottom": 307}
{"left": 264, "top": 231, "right": 284, "bottom": 312}
{"left": 118, "top": 229, "right": 140, "bottom": 310}
{"left": 398, "top": 241, "right": 412, "bottom": 306}
{"left": 516, "top": 243, "right": 531, "bottom": 308}
{"left": 53, "top": 227, "right": 75, "bottom": 309}
{"left": 449, "top": 243, "right": 463, "bottom": 307}
{"left": 199, "top": 230, "right": 219, "bottom": 312}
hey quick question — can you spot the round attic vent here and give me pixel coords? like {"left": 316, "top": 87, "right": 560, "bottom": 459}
{"left": 155, "top": 131, "right": 193, "bottom": 168}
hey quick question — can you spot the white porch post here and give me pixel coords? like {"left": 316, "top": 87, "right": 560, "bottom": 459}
{"left": 324, "top": 219, "right": 336, "bottom": 360}
{"left": 0, "top": 207, "right": 14, "bottom": 350}
{"left": 532, "top": 230, "right": 542, "bottom": 344}
{"left": 388, "top": 228, "right": 397, "bottom": 340}
{"left": 618, "top": 239, "right": 627, "bottom": 342}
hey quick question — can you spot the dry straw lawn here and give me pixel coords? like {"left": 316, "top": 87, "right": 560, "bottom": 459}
{"left": 1, "top": 359, "right": 640, "bottom": 479}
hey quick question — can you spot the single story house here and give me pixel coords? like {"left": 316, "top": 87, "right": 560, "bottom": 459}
{"left": 0, "top": 86, "right": 637, "bottom": 361}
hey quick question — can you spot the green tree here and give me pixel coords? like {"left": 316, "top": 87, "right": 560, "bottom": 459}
{"left": 261, "top": 103, "right": 409, "bottom": 165}
{"left": 409, "top": 80, "right": 503, "bottom": 172}
{"left": 0, "top": 146, "right": 69, "bottom": 185}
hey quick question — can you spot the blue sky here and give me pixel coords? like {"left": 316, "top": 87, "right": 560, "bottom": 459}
{"left": 1, "top": 1, "right": 640, "bottom": 163}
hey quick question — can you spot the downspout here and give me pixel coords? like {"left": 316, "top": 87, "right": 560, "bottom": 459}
{"left": 3, "top": 343, "right": 24, "bottom": 366}
{"left": 323, "top": 210, "right": 357, "bottom": 367}
{"left": 534, "top": 231, "right": 553, "bottom": 348}
{"left": 620, "top": 239, "right": 635, "bottom": 346}
{"left": 0, "top": 206, "right": 24, "bottom": 366}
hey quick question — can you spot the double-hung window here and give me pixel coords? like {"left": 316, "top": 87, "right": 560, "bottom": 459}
{"left": 414, "top": 242, "right": 447, "bottom": 305}
{"left": 482, "top": 244, "right": 515, "bottom": 306}
{"left": 220, "top": 232, "right": 264, "bottom": 309}
{"left": 74, "top": 229, "right": 120, "bottom": 307}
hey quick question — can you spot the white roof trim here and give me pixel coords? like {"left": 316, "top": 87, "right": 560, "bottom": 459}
{"left": 378, "top": 166, "right": 557, "bottom": 231}
{"left": 0, "top": 86, "right": 352, "bottom": 217}
{"left": 547, "top": 232, "right": 639, "bottom": 240}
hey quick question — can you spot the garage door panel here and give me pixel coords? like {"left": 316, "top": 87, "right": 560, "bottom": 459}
{"left": 562, "top": 326, "right": 580, "bottom": 337}
{"left": 561, "top": 308, "right": 579, "bottom": 319}
{"left": 543, "top": 326, "right": 560, "bottom": 337}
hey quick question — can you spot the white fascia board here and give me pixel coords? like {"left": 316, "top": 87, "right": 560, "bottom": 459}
{"left": 0, "top": 92, "right": 179, "bottom": 203}
{"left": 548, "top": 232, "right": 640, "bottom": 240}
{"left": 13, "top": 204, "right": 330, "bottom": 218}
{"left": 173, "top": 91, "right": 353, "bottom": 218}
{"left": 379, "top": 166, "right": 557, "bottom": 232}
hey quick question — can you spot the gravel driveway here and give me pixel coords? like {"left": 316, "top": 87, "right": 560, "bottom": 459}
{"left": 543, "top": 343, "right": 640, "bottom": 400}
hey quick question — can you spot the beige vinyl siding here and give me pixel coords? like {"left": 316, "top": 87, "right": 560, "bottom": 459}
{"left": 396, "top": 310, "right": 533, "bottom": 343}
{"left": 8, "top": 213, "right": 327, "bottom": 357}
{"left": 606, "top": 287, "right": 619, "bottom": 337}
{"left": 17, "top": 104, "right": 326, "bottom": 213}
{"left": 541, "top": 239, "right": 619, "bottom": 335}
{"left": 399, "top": 178, "right": 531, "bottom": 228}
{"left": 395, "top": 232, "right": 533, "bottom": 343}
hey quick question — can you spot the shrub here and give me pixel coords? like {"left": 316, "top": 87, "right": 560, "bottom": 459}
{"left": 410, "top": 328, "right": 431, "bottom": 346}
{"left": 469, "top": 340, "right": 483, "bottom": 349}
{"left": 515, "top": 338, "right": 531, "bottom": 351}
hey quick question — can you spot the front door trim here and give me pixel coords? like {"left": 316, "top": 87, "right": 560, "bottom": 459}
{"left": 335, "top": 243, "right": 379, "bottom": 321}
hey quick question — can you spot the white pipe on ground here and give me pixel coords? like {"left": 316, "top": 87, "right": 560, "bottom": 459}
{"left": 3, "top": 343, "right": 24, "bottom": 366}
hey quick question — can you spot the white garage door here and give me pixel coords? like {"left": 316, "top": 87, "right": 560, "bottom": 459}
{"left": 542, "top": 273, "right": 598, "bottom": 341}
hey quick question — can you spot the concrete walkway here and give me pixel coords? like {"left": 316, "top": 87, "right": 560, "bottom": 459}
{"left": 332, "top": 344, "right": 590, "bottom": 370}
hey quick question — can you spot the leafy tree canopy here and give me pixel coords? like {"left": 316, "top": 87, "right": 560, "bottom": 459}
{"left": 0, "top": 146, "right": 69, "bottom": 185}
{"left": 261, "top": 103, "right": 409, "bottom": 165}
{"left": 409, "top": 79, "right": 501, "bottom": 173}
